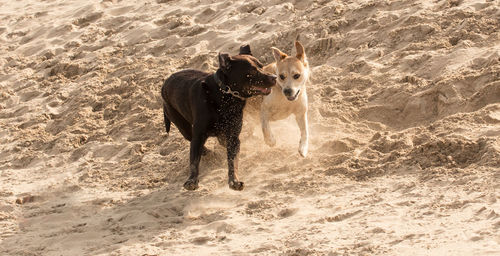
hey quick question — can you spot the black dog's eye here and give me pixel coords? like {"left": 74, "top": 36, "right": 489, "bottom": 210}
{"left": 246, "top": 69, "right": 258, "bottom": 78}
{"left": 279, "top": 74, "right": 286, "bottom": 80}
{"left": 293, "top": 74, "right": 301, "bottom": 79}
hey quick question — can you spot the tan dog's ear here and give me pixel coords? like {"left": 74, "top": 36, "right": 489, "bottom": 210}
{"left": 271, "top": 47, "right": 287, "bottom": 62}
{"left": 295, "top": 41, "right": 306, "bottom": 62}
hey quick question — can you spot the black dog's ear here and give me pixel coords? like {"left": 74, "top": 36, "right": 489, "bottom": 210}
{"left": 239, "top": 44, "right": 252, "bottom": 55}
{"left": 218, "top": 53, "right": 231, "bottom": 70}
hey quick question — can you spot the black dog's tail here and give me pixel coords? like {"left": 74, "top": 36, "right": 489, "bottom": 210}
{"left": 161, "top": 78, "right": 171, "bottom": 134}
{"left": 163, "top": 105, "right": 171, "bottom": 134}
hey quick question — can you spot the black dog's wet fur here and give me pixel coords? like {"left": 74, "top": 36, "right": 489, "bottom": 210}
{"left": 161, "top": 45, "right": 276, "bottom": 190}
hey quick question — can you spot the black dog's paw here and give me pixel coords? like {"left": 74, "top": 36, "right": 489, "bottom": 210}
{"left": 184, "top": 179, "right": 199, "bottom": 190}
{"left": 229, "top": 180, "right": 244, "bottom": 191}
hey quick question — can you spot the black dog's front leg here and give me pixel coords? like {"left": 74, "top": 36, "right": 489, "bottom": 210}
{"left": 184, "top": 131, "right": 208, "bottom": 190}
{"left": 227, "top": 136, "right": 244, "bottom": 191}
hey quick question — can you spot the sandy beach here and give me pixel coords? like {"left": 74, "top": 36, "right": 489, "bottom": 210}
{"left": 0, "top": 0, "right": 499, "bottom": 255}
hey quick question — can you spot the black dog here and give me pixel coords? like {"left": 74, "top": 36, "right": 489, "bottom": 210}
{"left": 161, "top": 45, "right": 276, "bottom": 190}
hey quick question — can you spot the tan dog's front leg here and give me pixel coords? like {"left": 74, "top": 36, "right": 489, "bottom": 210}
{"left": 296, "top": 111, "right": 309, "bottom": 157}
{"left": 261, "top": 109, "right": 276, "bottom": 147}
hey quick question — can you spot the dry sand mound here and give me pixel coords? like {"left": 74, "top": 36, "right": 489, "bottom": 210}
{"left": 0, "top": 0, "right": 499, "bottom": 255}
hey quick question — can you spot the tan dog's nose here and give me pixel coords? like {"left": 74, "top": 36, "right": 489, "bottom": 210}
{"left": 283, "top": 88, "right": 293, "bottom": 96}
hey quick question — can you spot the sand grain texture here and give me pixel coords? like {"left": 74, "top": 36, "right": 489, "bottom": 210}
{"left": 0, "top": 0, "right": 499, "bottom": 255}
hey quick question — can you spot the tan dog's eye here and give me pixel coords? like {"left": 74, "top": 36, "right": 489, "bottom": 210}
{"left": 279, "top": 74, "right": 286, "bottom": 80}
{"left": 293, "top": 74, "right": 300, "bottom": 79}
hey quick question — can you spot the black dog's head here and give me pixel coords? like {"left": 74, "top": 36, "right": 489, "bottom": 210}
{"left": 217, "top": 45, "right": 276, "bottom": 97}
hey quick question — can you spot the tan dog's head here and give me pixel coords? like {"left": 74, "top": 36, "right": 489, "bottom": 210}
{"left": 272, "top": 41, "right": 309, "bottom": 101}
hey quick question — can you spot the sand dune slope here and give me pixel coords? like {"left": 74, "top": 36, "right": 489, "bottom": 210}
{"left": 0, "top": 0, "right": 499, "bottom": 255}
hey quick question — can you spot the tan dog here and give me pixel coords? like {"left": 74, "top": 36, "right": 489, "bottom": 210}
{"left": 246, "top": 41, "right": 310, "bottom": 157}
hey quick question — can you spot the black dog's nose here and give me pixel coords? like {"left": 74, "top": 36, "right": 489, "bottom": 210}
{"left": 268, "top": 74, "right": 277, "bottom": 83}
{"left": 283, "top": 88, "right": 292, "bottom": 96}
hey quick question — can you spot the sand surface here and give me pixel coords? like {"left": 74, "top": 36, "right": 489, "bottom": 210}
{"left": 1, "top": 0, "right": 499, "bottom": 255}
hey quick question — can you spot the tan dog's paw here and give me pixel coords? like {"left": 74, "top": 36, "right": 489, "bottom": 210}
{"left": 264, "top": 135, "right": 276, "bottom": 147}
{"left": 299, "top": 142, "right": 308, "bottom": 157}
